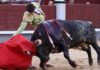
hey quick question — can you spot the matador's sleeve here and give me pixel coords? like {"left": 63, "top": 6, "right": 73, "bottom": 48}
{"left": 13, "top": 12, "right": 33, "bottom": 36}
{"left": 13, "top": 21, "right": 28, "bottom": 36}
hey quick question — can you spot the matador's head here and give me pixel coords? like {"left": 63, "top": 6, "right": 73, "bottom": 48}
{"left": 26, "top": 3, "right": 35, "bottom": 13}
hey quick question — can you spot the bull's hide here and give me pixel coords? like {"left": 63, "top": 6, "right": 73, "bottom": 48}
{"left": 0, "top": 34, "right": 36, "bottom": 70}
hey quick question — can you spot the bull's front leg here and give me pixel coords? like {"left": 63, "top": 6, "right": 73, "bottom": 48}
{"left": 37, "top": 56, "right": 49, "bottom": 70}
{"left": 39, "top": 56, "right": 50, "bottom": 70}
{"left": 60, "top": 37, "right": 77, "bottom": 68}
{"left": 37, "top": 48, "right": 50, "bottom": 70}
{"left": 40, "top": 61, "right": 46, "bottom": 70}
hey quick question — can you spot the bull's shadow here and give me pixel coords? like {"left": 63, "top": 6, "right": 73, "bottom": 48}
{"left": 31, "top": 19, "right": 100, "bottom": 70}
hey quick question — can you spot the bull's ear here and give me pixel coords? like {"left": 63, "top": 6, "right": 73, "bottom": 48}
{"left": 34, "top": 39, "right": 42, "bottom": 46}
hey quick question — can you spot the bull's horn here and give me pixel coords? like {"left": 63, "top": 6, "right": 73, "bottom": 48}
{"left": 34, "top": 39, "right": 42, "bottom": 46}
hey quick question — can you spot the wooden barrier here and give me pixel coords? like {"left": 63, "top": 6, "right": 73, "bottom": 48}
{"left": 0, "top": 4, "right": 100, "bottom": 31}
{"left": 0, "top": 5, "right": 7, "bottom": 30}
{"left": 66, "top": 4, "right": 100, "bottom": 27}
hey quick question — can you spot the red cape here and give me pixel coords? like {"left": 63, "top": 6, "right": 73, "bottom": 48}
{"left": 0, "top": 34, "right": 36, "bottom": 70}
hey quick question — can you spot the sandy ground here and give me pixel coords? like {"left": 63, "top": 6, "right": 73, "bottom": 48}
{"left": 31, "top": 41, "right": 100, "bottom": 70}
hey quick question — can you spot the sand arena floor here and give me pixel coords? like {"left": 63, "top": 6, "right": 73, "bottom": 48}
{"left": 31, "top": 41, "right": 100, "bottom": 70}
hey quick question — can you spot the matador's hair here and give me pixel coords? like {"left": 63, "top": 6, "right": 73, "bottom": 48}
{"left": 26, "top": 3, "right": 35, "bottom": 13}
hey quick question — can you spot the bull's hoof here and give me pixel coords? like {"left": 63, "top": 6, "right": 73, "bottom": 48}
{"left": 89, "top": 62, "right": 93, "bottom": 66}
{"left": 98, "top": 56, "right": 100, "bottom": 65}
{"left": 41, "top": 67, "right": 47, "bottom": 70}
{"left": 89, "top": 60, "right": 93, "bottom": 66}
{"left": 89, "top": 63, "right": 93, "bottom": 66}
{"left": 70, "top": 61, "right": 77, "bottom": 68}
{"left": 46, "top": 64, "right": 53, "bottom": 68}
{"left": 41, "top": 68, "right": 46, "bottom": 70}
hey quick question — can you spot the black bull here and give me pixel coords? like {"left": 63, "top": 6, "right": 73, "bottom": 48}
{"left": 31, "top": 19, "right": 100, "bottom": 70}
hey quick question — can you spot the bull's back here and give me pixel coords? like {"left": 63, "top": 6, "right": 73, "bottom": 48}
{"left": 60, "top": 20, "right": 96, "bottom": 44}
